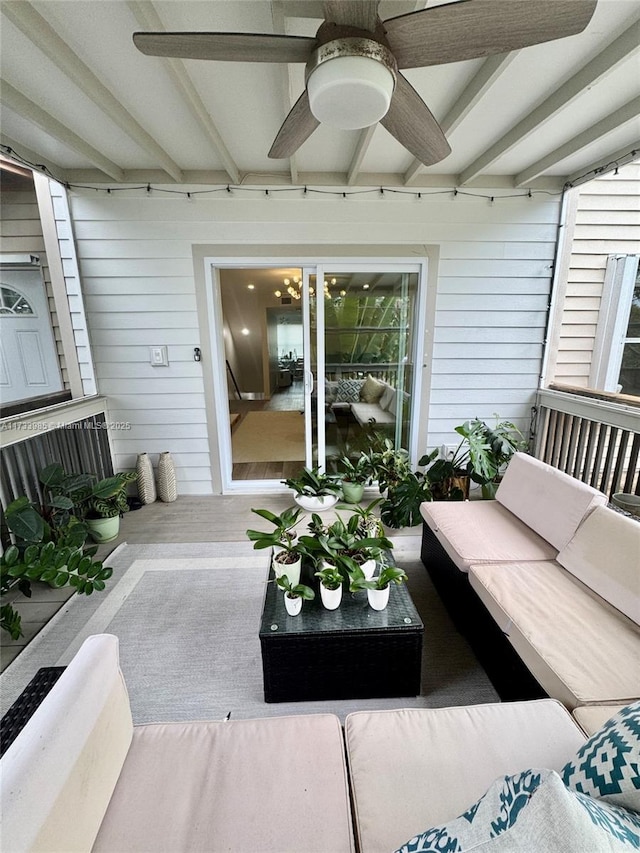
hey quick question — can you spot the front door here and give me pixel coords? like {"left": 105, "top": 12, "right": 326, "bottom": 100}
{"left": 0, "top": 265, "right": 63, "bottom": 405}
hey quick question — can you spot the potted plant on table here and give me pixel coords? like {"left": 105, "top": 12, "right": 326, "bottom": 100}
{"left": 314, "top": 562, "right": 344, "bottom": 610}
{"left": 283, "top": 466, "right": 342, "bottom": 512}
{"left": 276, "top": 574, "right": 315, "bottom": 616}
{"left": 246, "top": 507, "right": 304, "bottom": 586}
{"left": 350, "top": 561, "right": 408, "bottom": 612}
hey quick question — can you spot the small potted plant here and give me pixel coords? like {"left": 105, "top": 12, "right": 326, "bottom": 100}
{"left": 351, "top": 562, "right": 408, "bottom": 611}
{"left": 276, "top": 574, "right": 315, "bottom": 616}
{"left": 338, "top": 454, "right": 373, "bottom": 504}
{"left": 314, "top": 562, "right": 343, "bottom": 610}
{"left": 246, "top": 507, "right": 303, "bottom": 586}
{"left": 283, "top": 466, "right": 342, "bottom": 512}
{"left": 339, "top": 497, "right": 384, "bottom": 538}
{"left": 83, "top": 472, "right": 138, "bottom": 543}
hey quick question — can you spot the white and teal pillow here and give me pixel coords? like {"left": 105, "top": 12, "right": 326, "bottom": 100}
{"left": 562, "top": 702, "right": 640, "bottom": 813}
{"left": 394, "top": 702, "right": 640, "bottom": 853}
{"left": 394, "top": 768, "right": 640, "bottom": 852}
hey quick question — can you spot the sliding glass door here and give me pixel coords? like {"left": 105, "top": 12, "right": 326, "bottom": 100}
{"left": 212, "top": 260, "right": 424, "bottom": 491}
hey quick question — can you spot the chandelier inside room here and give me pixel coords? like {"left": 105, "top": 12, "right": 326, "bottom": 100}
{"left": 275, "top": 277, "right": 348, "bottom": 300}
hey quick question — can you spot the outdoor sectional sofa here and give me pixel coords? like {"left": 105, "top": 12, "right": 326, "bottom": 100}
{"left": 3, "top": 633, "right": 639, "bottom": 853}
{"left": 420, "top": 451, "right": 640, "bottom": 708}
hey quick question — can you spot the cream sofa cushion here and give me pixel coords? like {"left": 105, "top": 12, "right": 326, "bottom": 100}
{"left": 93, "top": 713, "right": 354, "bottom": 853}
{"left": 496, "top": 452, "right": 607, "bottom": 551}
{"left": 351, "top": 401, "right": 395, "bottom": 426}
{"left": 345, "top": 700, "right": 585, "bottom": 853}
{"left": 572, "top": 705, "right": 627, "bottom": 736}
{"left": 1, "top": 634, "right": 133, "bottom": 853}
{"left": 419, "top": 500, "right": 556, "bottom": 571}
{"left": 557, "top": 506, "right": 640, "bottom": 624}
{"left": 469, "top": 560, "right": 640, "bottom": 709}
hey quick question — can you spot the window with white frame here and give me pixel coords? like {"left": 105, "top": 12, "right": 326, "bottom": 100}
{"left": 590, "top": 254, "right": 640, "bottom": 398}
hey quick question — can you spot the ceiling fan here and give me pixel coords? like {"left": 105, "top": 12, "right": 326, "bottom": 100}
{"left": 133, "top": 0, "right": 597, "bottom": 167}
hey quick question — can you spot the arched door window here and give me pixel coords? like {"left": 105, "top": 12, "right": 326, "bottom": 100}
{"left": 0, "top": 285, "right": 35, "bottom": 315}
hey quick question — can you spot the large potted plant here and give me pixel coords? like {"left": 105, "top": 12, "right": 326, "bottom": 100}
{"left": 424, "top": 416, "right": 526, "bottom": 500}
{"left": 283, "top": 466, "right": 342, "bottom": 511}
{"left": 246, "top": 507, "right": 304, "bottom": 586}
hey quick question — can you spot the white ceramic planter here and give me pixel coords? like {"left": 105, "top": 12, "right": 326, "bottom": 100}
{"left": 367, "top": 585, "right": 390, "bottom": 611}
{"left": 320, "top": 583, "right": 342, "bottom": 610}
{"left": 294, "top": 494, "right": 338, "bottom": 512}
{"left": 272, "top": 552, "right": 301, "bottom": 587}
{"left": 284, "top": 593, "right": 303, "bottom": 616}
{"left": 359, "top": 558, "right": 376, "bottom": 580}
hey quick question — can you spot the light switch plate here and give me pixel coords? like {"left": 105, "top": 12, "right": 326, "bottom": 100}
{"left": 150, "top": 345, "right": 169, "bottom": 366}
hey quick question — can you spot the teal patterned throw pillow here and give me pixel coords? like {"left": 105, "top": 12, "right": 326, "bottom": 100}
{"left": 393, "top": 768, "right": 640, "bottom": 852}
{"left": 562, "top": 702, "right": 640, "bottom": 813}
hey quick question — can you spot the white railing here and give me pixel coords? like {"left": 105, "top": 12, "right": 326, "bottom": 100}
{"left": 533, "top": 388, "right": 640, "bottom": 498}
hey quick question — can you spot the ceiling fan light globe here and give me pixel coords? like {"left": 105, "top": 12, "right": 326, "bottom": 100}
{"left": 307, "top": 56, "right": 395, "bottom": 130}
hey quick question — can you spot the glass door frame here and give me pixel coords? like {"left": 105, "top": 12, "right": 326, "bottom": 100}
{"left": 206, "top": 256, "right": 427, "bottom": 494}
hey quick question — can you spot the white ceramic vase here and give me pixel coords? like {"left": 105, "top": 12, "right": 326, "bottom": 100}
{"left": 320, "top": 583, "right": 342, "bottom": 611}
{"left": 272, "top": 552, "right": 302, "bottom": 587}
{"left": 157, "top": 451, "right": 177, "bottom": 502}
{"left": 284, "top": 594, "right": 303, "bottom": 616}
{"left": 367, "top": 585, "right": 390, "bottom": 611}
{"left": 136, "top": 452, "right": 156, "bottom": 504}
{"left": 360, "top": 558, "right": 376, "bottom": 580}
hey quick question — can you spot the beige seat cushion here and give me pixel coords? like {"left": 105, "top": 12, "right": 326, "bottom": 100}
{"left": 572, "top": 704, "right": 627, "bottom": 736}
{"left": 93, "top": 713, "right": 354, "bottom": 853}
{"left": 350, "top": 401, "right": 394, "bottom": 426}
{"left": 496, "top": 452, "right": 607, "bottom": 551}
{"left": 557, "top": 505, "right": 640, "bottom": 624}
{"left": 345, "top": 700, "right": 585, "bottom": 853}
{"left": 420, "top": 500, "right": 556, "bottom": 571}
{"left": 469, "top": 560, "right": 640, "bottom": 709}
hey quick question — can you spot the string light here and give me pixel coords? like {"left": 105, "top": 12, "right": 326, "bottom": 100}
{"left": 2, "top": 142, "right": 637, "bottom": 203}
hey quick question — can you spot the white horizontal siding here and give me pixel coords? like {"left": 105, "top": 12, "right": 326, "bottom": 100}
{"left": 68, "top": 188, "right": 561, "bottom": 493}
{"left": 552, "top": 162, "right": 640, "bottom": 388}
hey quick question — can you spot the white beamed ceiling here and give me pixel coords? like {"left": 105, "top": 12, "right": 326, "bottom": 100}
{"left": 1, "top": 0, "right": 638, "bottom": 189}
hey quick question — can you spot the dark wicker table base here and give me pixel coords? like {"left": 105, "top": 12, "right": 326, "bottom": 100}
{"left": 1, "top": 666, "right": 66, "bottom": 757}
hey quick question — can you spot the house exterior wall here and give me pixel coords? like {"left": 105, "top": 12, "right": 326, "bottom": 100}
{"left": 548, "top": 162, "right": 640, "bottom": 389}
{"left": 64, "top": 188, "right": 561, "bottom": 495}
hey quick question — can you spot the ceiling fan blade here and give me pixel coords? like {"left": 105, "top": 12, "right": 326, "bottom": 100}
{"left": 323, "top": 1, "right": 379, "bottom": 31}
{"left": 269, "top": 90, "right": 320, "bottom": 159}
{"left": 384, "top": 0, "right": 598, "bottom": 69}
{"left": 133, "top": 32, "right": 315, "bottom": 63}
{"left": 380, "top": 73, "right": 451, "bottom": 166}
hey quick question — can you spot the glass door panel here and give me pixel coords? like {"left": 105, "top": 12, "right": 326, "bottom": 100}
{"left": 320, "top": 270, "right": 419, "bottom": 473}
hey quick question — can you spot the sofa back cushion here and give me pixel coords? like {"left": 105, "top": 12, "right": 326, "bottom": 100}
{"left": 1, "top": 634, "right": 133, "bottom": 852}
{"left": 496, "top": 453, "right": 607, "bottom": 551}
{"left": 557, "top": 506, "right": 640, "bottom": 624}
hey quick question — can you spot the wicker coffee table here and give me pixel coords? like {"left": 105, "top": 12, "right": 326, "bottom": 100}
{"left": 259, "top": 570, "right": 424, "bottom": 703}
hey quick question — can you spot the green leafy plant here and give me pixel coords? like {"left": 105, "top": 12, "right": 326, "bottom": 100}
{"left": 350, "top": 563, "right": 408, "bottom": 592}
{"left": 337, "top": 497, "right": 384, "bottom": 537}
{"left": 41, "top": 463, "right": 137, "bottom": 520}
{"left": 282, "top": 466, "right": 342, "bottom": 497}
{"left": 380, "top": 471, "right": 432, "bottom": 528}
{"left": 246, "top": 507, "right": 302, "bottom": 554}
{"left": 275, "top": 574, "right": 315, "bottom": 601}
{"left": 314, "top": 563, "right": 343, "bottom": 591}
{"left": 367, "top": 436, "right": 412, "bottom": 493}
{"left": 299, "top": 511, "right": 392, "bottom": 581}
{"left": 337, "top": 453, "right": 373, "bottom": 486}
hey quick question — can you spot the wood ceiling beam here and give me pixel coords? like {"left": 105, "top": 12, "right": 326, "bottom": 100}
{"left": 272, "top": 2, "right": 299, "bottom": 184}
{"left": 515, "top": 96, "right": 640, "bottom": 187}
{"left": 0, "top": 82, "right": 125, "bottom": 181}
{"left": 2, "top": 1, "right": 183, "bottom": 182}
{"left": 348, "top": 126, "right": 376, "bottom": 185}
{"left": 404, "top": 52, "right": 516, "bottom": 185}
{"left": 458, "top": 19, "right": 640, "bottom": 186}
{"left": 0, "top": 133, "right": 70, "bottom": 184}
{"left": 127, "top": 1, "right": 240, "bottom": 185}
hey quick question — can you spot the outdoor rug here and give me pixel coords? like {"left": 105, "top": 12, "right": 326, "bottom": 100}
{"left": 1, "top": 538, "right": 498, "bottom": 724}
{"left": 231, "top": 410, "right": 305, "bottom": 462}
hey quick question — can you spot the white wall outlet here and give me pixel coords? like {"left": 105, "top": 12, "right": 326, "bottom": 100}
{"left": 150, "top": 345, "right": 169, "bottom": 366}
